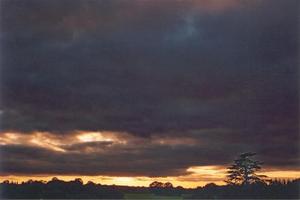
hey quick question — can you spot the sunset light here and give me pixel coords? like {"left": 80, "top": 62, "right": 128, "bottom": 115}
{"left": 76, "top": 132, "right": 113, "bottom": 143}
{"left": 0, "top": 0, "right": 298, "bottom": 198}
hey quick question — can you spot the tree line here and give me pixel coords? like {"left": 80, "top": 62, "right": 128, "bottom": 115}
{"left": 0, "top": 153, "right": 299, "bottom": 199}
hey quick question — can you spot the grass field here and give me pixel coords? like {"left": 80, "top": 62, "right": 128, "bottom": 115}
{"left": 124, "top": 193, "right": 183, "bottom": 199}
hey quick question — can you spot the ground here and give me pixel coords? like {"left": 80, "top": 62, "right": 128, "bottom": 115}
{"left": 124, "top": 193, "right": 183, "bottom": 199}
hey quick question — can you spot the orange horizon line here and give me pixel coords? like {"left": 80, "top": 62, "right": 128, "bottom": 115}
{"left": 1, "top": 177, "right": 300, "bottom": 189}
{"left": 1, "top": 175, "right": 299, "bottom": 188}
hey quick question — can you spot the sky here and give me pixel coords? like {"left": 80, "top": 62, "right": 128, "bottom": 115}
{"left": 0, "top": 0, "right": 299, "bottom": 187}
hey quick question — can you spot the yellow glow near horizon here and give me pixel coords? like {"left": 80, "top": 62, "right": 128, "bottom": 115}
{"left": 0, "top": 132, "right": 299, "bottom": 188}
{"left": 263, "top": 170, "right": 300, "bottom": 179}
{"left": 1, "top": 167, "right": 299, "bottom": 188}
{"left": 0, "top": 175, "right": 214, "bottom": 188}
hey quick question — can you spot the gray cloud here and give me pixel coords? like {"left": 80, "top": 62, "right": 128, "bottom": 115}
{"left": 0, "top": 128, "right": 298, "bottom": 177}
{"left": 0, "top": 0, "right": 299, "bottom": 176}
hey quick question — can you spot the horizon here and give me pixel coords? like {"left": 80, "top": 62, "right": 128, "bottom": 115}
{"left": 0, "top": 0, "right": 299, "bottom": 192}
{"left": 1, "top": 168, "right": 300, "bottom": 188}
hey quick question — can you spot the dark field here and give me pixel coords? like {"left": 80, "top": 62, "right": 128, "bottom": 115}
{"left": 1, "top": 178, "right": 299, "bottom": 199}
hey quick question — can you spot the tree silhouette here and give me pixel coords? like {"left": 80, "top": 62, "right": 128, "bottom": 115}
{"left": 149, "top": 181, "right": 174, "bottom": 188}
{"left": 226, "top": 152, "right": 268, "bottom": 185}
{"left": 163, "top": 182, "right": 173, "bottom": 188}
{"left": 149, "top": 181, "right": 164, "bottom": 188}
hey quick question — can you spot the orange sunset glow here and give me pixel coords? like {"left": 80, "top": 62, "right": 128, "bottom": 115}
{"left": 1, "top": 168, "right": 299, "bottom": 188}
{"left": 0, "top": 131, "right": 299, "bottom": 188}
{"left": 0, "top": 0, "right": 299, "bottom": 198}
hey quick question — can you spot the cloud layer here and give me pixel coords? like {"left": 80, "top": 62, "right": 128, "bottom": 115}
{"left": 0, "top": 0, "right": 299, "bottom": 177}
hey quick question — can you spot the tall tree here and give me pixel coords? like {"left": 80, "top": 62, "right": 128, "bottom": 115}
{"left": 226, "top": 152, "right": 268, "bottom": 185}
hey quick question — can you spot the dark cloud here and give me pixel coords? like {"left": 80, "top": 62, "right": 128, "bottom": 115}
{"left": 0, "top": 128, "right": 298, "bottom": 177}
{"left": 0, "top": 0, "right": 299, "bottom": 176}
{"left": 0, "top": 143, "right": 203, "bottom": 176}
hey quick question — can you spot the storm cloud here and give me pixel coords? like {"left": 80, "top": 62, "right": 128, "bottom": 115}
{"left": 0, "top": 0, "right": 299, "bottom": 177}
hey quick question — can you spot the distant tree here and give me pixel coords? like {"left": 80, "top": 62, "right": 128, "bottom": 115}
{"left": 226, "top": 152, "right": 268, "bottom": 185}
{"left": 176, "top": 185, "right": 184, "bottom": 190}
{"left": 204, "top": 183, "right": 217, "bottom": 188}
{"left": 149, "top": 181, "right": 164, "bottom": 188}
{"left": 163, "top": 182, "right": 173, "bottom": 188}
{"left": 51, "top": 177, "right": 59, "bottom": 181}
{"left": 149, "top": 181, "right": 174, "bottom": 188}
{"left": 86, "top": 181, "right": 96, "bottom": 186}
{"left": 74, "top": 178, "right": 83, "bottom": 185}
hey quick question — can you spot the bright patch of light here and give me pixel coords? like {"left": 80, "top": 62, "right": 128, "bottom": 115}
{"left": 76, "top": 132, "right": 113, "bottom": 143}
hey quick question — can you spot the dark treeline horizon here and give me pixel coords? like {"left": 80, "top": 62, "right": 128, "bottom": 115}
{"left": 2, "top": 176, "right": 300, "bottom": 187}
{"left": 1, "top": 177, "right": 299, "bottom": 199}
